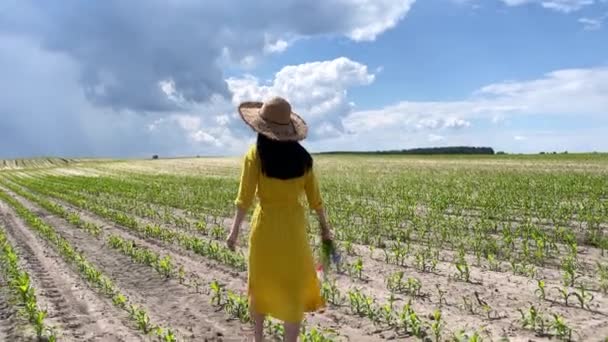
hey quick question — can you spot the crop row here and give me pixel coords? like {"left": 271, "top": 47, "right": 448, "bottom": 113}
{"left": 0, "top": 188, "right": 178, "bottom": 341}
{"left": 4, "top": 174, "right": 577, "bottom": 269}
{"left": 24, "top": 169, "right": 608, "bottom": 241}
{"left": 9, "top": 174, "right": 608, "bottom": 308}
{"left": 6, "top": 176, "right": 248, "bottom": 271}
{"left": 0, "top": 177, "right": 102, "bottom": 237}
{"left": 39, "top": 165, "right": 608, "bottom": 243}
{"left": 16, "top": 172, "right": 607, "bottom": 272}
{"left": 0, "top": 224, "right": 56, "bottom": 340}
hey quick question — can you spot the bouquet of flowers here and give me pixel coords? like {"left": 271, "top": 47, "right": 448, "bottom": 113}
{"left": 316, "top": 239, "right": 341, "bottom": 280}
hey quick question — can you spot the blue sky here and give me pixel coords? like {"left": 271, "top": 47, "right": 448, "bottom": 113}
{"left": 1, "top": 0, "right": 607, "bottom": 157}
{"left": 248, "top": 0, "right": 607, "bottom": 104}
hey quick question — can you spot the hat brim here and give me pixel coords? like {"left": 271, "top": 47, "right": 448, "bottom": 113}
{"left": 238, "top": 101, "right": 308, "bottom": 141}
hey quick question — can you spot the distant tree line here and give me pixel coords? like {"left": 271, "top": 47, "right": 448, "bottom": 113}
{"left": 318, "top": 146, "right": 495, "bottom": 155}
{"left": 539, "top": 151, "right": 568, "bottom": 155}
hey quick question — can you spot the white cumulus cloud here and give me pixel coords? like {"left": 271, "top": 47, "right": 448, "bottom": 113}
{"left": 579, "top": 12, "right": 608, "bottom": 30}
{"left": 501, "top": 0, "right": 595, "bottom": 12}
{"left": 324, "top": 65, "right": 608, "bottom": 153}
{"left": 227, "top": 57, "right": 375, "bottom": 139}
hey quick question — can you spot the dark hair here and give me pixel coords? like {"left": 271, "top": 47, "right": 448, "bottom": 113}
{"left": 256, "top": 133, "right": 313, "bottom": 180}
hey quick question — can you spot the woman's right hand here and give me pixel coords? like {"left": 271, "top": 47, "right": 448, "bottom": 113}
{"left": 227, "top": 207, "right": 246, "bottom": 251}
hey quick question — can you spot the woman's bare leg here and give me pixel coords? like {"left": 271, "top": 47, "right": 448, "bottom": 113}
{"left": 284, "top": 321, "right": 301, "bottom": 342}
{"left": 249, "top": 296, "right": 265, "bottom": 341}
{"left": 253, "top": 311, "right": 265, "bottom": 341}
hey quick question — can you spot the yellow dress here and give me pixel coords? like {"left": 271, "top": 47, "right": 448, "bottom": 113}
{"left": 234, "top": 145, "right": 325, "bottom": 323}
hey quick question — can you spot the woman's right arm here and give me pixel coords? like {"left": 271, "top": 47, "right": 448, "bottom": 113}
{"left": 315, "top": 207, "right": 332, "bottom": 241}
{"left": 305, "top": 168, "right": 332, "bottom": 240}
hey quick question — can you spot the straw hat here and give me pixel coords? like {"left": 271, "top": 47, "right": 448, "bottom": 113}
{"left": 238, "top": 96, "right": 308, "bottom": 141}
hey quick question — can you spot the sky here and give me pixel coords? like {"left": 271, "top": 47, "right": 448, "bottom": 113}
{"left": 0, "top": 0, "right": 607, "bottom": 158}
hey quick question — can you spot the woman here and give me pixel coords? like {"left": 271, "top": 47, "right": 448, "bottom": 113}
{"left": 226, "top": 96, "right": 332, "bottom": 342}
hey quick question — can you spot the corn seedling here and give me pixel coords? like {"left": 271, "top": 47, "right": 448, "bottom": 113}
{"left": 430, "top": 309, "right": 443, "bottom": 342}
{"left": 134, "top": 307, "right": 153, "bottom": 334}
{"left": 598, "top": 262, "right": 608, "bottom": 293}
{"left": 435, "top": 284, "right": 447, "bottom": 307}
{"left": 452, "top": 329, "right": 485, "bottom": 342}
{"left": 380, "top": 302, "right": 396, "bottom": 327}
{"left": 343, "top": 239, "right": 355, "bottom": 256}
{"left": 157, "top": 256, "right": 173, "bottom": 278}
{"left": 408, "top": 306, "right": 424, "bottom": 338}
{"left": 321, "top": 280, "right": 343, "bottom": 306}
{"left": 386, "top": 271, "right": 406, "bottom": 293}
{"left": 551, "top": 314, "right": 573, "bottom": 341}
{"left": 391, "top": 239, "right": 408, "bottom": 266}
{"left": 264, "top": 320, "right": 285, "bottom": 340}
{"left": 225, "top": 291, "right": 250, "bottom": 323}
{"left": 112, "top": 293, "right": 128, "bottom": 308}
{"left": 154, "top": 328, "right": 178, "bottom": 342}
{"left": 195, "top": 220, "right": 207, "bottom": 234}
{"left": 406, "top": 277, "right": 423, "bottom": 297}
{"left": 414, "top": 246, "right": 439, "bottom": 273}
{"left": 397, "top": 300, "right": 424, "bottom": 337}
{"left": 209, "top": 280, "right": 225, "bottom": 306}
{"left": 455, "top": 256, "right": 471, "bottom": 282}
{"left": 343, "top": 286, "right": 381, "bottom": 324}
{"left": 486, "top": 253, "right": 500, "bottom": 272}
{"left": 568, "top": 283, "right": 594, "bottom": 309}
{"left": 561, "top": 256, "right": 580, "bottom": 287}
{"left": 553, "top": 286, "right": 571, "bottom": 306}
{"left": 535, "top": 279, "right": 546, "bottom": 300}
{"left": 517, "top": 305, "right": 547, "bottom": 335}
{"left": 348, "top": 257, "right": 364, "bottom": 280}
{"left": 210, "top": 224, "right": 225, "bottom": 240}
{"left": 177, "top": 265, "right": 186, "bottom": 284}
{"left": 300, "top": 327, "right": 336, "bottom": 342}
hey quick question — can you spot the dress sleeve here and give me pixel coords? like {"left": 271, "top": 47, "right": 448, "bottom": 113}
{"left": 234, "top": 146, "right": 259, "bottom": 210}
{"left": 305, "top": 167, "right": 323, "bottom": 210}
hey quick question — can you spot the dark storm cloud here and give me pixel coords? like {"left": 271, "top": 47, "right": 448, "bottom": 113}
{"left": 1, "top": 0, "right": 411, "bottom": 112}
{"left": 0, "top": 0, "right": 412, "bottom": 157}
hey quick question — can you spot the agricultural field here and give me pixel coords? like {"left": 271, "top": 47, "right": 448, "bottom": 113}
{"left": 0, "top": 153, "right": 607, "bottom": 341}
{"left": 0, "top": 158, "right": 78, "bottom": 171}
